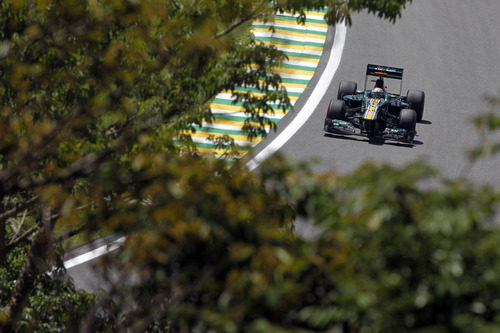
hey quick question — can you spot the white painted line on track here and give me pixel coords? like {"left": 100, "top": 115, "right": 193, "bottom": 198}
{"left": 252, "top": 32, "right": 326, "bottom": 43}
{"left": 277, "top": 12, "right": 327, "bottom": 21}
{"left": 252, "top": 22, "right": 328, "bottom": 32}
{"left": 263, "top": 46, "right": 323, "bottom": 56}
{"left": 64, "top": 236, "right": 126, "bottom": 269}
{"left": 216, "top": 93, "right": 299, "bottom": 103}
{"left": 201, "top": 122, "right": 274, "bottom": 132}
{"left": 211, "top": 110, "right": 285, "bottom": 120}
{"left": 63, "top": 23, "right": 345, "bottom": 270}
{"left": 285, "top": 60, "right": 320, "bottom": 68}
{"left": 274, "top": 72, "right": 317, "bottom": 80}
{"left": 190, "top": 136, "right": 260, "bottom": 147}
{"left": 247, "top": 23, "right": 347, "bottom": 171}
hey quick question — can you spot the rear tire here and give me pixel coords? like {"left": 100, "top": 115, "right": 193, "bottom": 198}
{"left": 337, "top": 81, "right": 357, "bottom": 100}
{"left": 327, "top": 100, "right": 346, "bottom": 120}
{"left": 399, "top": 108, "right": 417, "bottom": 143}
{"left": 407, "top": 90, "right": 425, "bottom": 122}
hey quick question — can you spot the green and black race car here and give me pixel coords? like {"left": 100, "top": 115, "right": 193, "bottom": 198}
{"left": 323, "top": 64, "right": 425, "bottom": 144}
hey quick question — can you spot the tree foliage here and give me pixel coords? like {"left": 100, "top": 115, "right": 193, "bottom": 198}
{"left": 56, "top": 156, "right": 500, "bottom": 332}
{"left": 469, "top": 94, "right": 500, "bottom": 161}
{"left": 3, "top": 0, "right": 500, "bottom": 332}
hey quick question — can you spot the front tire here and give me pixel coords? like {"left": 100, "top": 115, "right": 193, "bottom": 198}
{"left": 326, "top": 100, "right": 346, "bottom": 120}
{"left": 399, "top": 108, "right": 417, "bottom": 143}
{"left": 337, "top": 81, "right": 357, "bottom": 100}
{"left": 407, "top": 90, "right": 425, "bottom": 122}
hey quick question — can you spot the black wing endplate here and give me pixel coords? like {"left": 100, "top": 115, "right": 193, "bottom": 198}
{"left": 366, "top": 64, "right": 404, "bottom": 80}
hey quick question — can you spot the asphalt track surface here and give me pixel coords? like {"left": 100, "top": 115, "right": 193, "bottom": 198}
{"left": 255, "top": 0, "right": 500, "bottom": 184}
{"left": 67, "top": 1, "right": 500, "bottom": 290}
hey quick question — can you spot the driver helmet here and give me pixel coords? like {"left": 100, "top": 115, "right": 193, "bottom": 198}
{"left": 372, "top": 87, "right": 384, "bottom": 97}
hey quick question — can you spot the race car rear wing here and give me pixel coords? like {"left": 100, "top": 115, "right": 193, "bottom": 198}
{"left": 365, "top": 64, "right": 404, "bottom": 95}
{"left": 366, "top": 64, "right": 404, "bottom": 79}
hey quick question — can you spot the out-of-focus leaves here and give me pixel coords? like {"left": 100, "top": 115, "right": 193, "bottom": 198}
{"left": 70, "top": 156, "right": 500, "bottom": 332}
{"left": 468, "top": 93, "right": 500, "bottom": 161}
{"left": 8, "top": 1, "right": 497, "bottom": 332}
{"left": 274, "top": 0, "right": 413, "bottom": 26}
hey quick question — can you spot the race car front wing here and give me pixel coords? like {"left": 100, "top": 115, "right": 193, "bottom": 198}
{"left": 323, "top": 119, "right": 415, "bottom": 143}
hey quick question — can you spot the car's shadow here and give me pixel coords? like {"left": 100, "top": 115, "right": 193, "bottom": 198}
{"left": 324, "top": 132, "right": 369, "bottom": 143}
{"left": 367, "top": 137, "right": 420, "bottom": 148}
{"left": 324, "top": 132, "right": 422, "bottom": 148}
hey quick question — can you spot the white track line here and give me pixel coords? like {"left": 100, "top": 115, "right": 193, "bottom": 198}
{"left": 64, "top": 236, "right": 126, "bottom": 269}
{"left": 252, "top": 22, "right": 328, "bottom": 32}
{"left": 252, "top": 32, "right": 326, "bottom": 44}
{"left": 247, "top": 23, "right": 347, "bottom": 170}
{"left": 63, "top": 23, "right": 345, "bottom": 270}
{"left": 277, "top": 12, "right": 326, "bottom": 21}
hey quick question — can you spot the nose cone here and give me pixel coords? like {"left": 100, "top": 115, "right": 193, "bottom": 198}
{"left": 364, "top": 98, "right": 383, "bottom": 120}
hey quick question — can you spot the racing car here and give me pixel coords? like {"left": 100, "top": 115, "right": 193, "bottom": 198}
{"left": 323, "top": 64, "right": 425, "bottom": 144}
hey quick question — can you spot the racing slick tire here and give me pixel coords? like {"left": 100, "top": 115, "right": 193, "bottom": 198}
{"left": 337, "top": 81, "right": 357, "bottom": 100}
{"left": 407, "top": 90, "right": 425, "bottom": 122}
{"left": 399, "top": 108, "right": 417, "bottom": 143}
{"left": 326, "top": 100, "right": 346, "bottom": 120}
